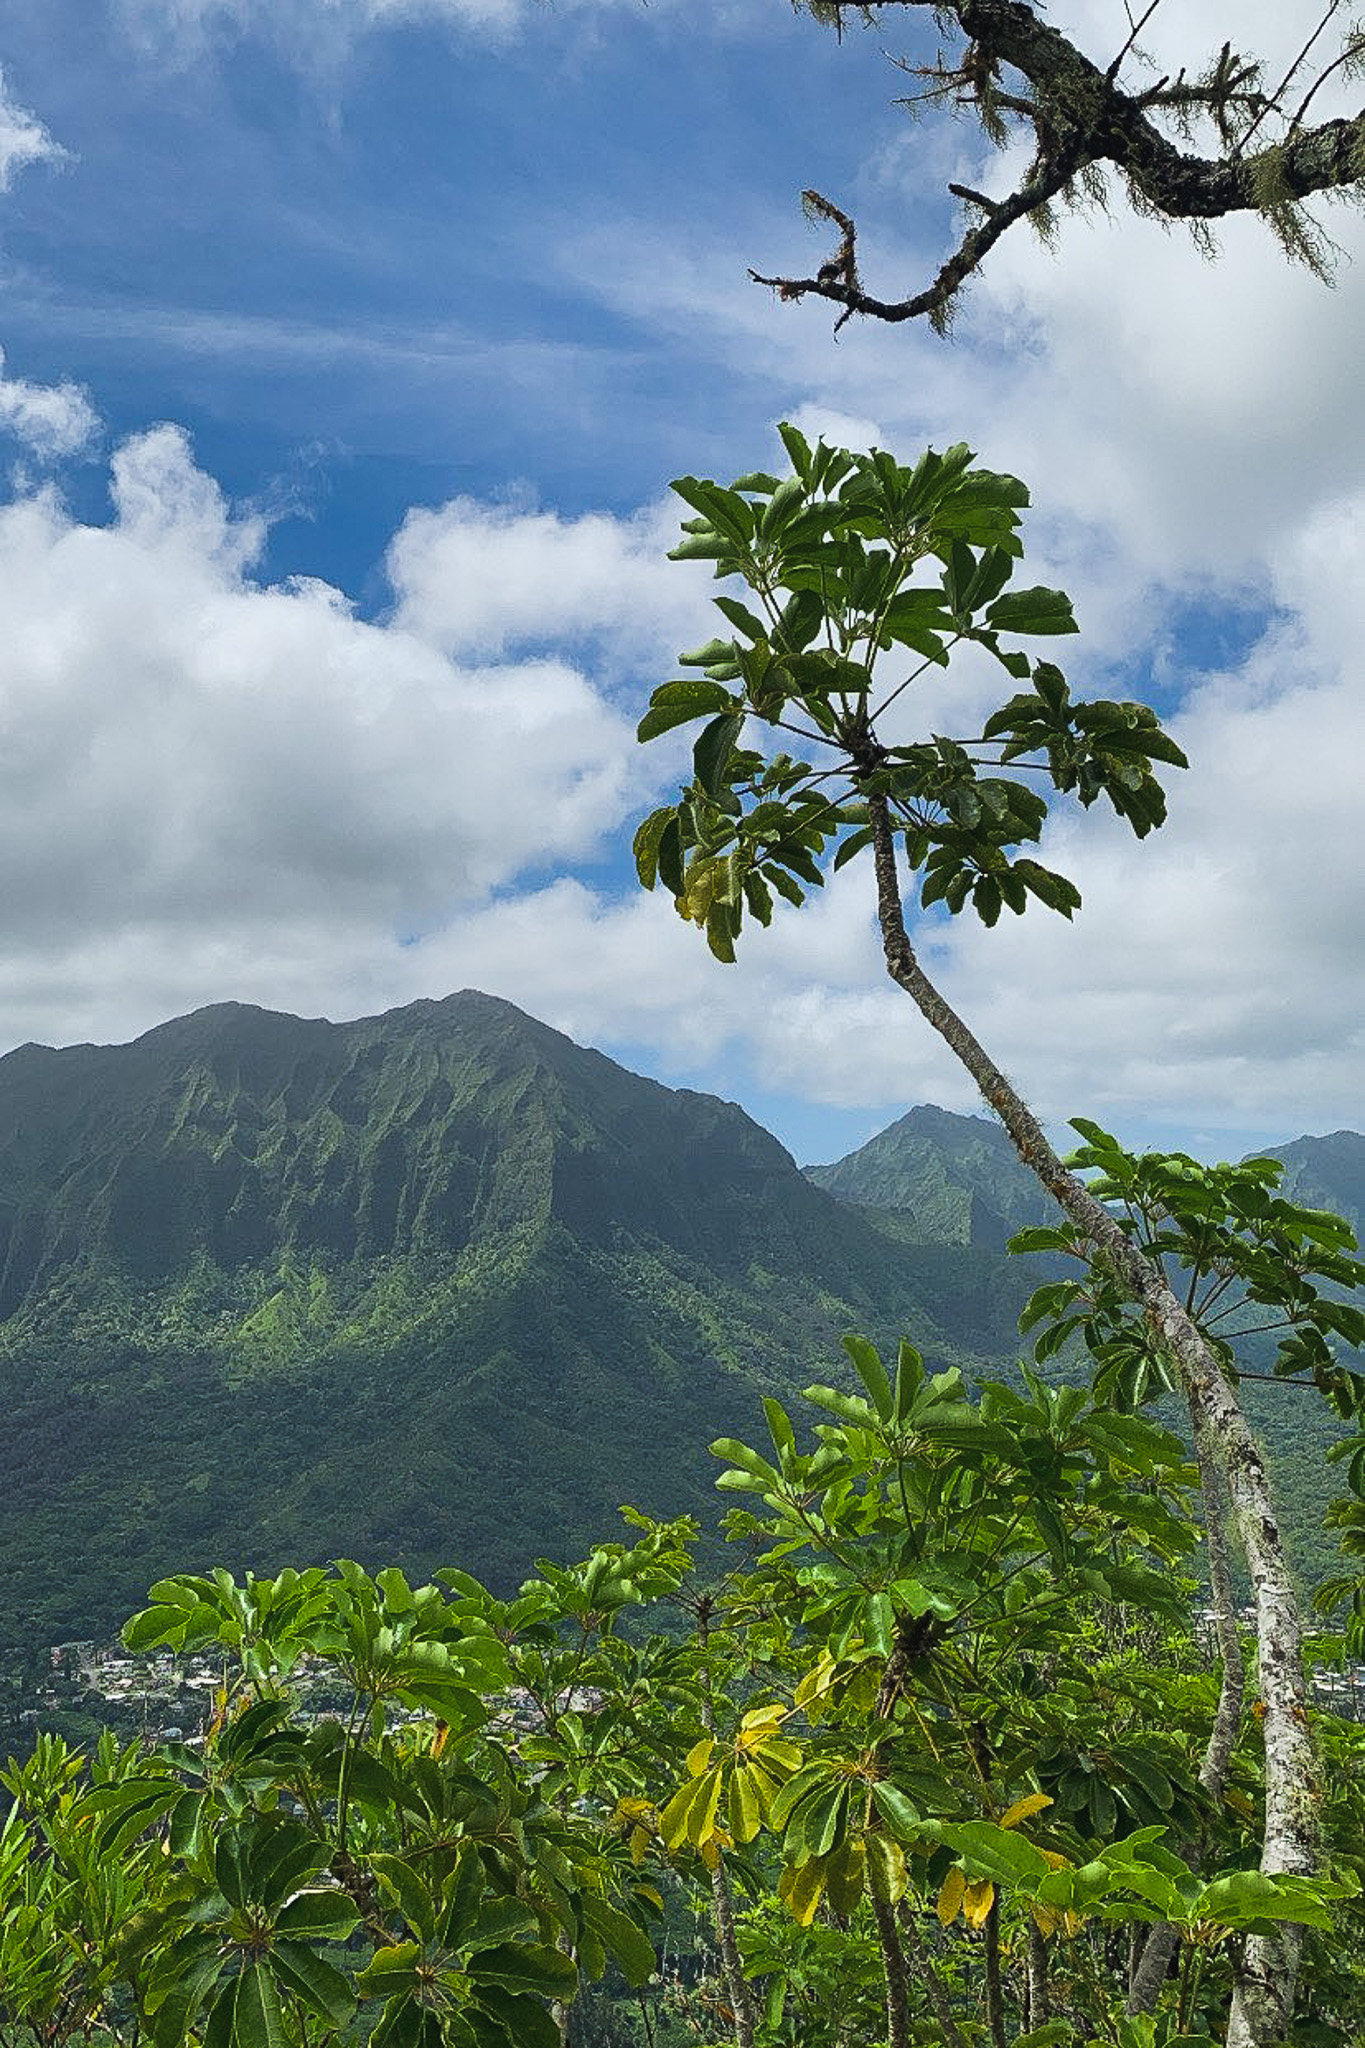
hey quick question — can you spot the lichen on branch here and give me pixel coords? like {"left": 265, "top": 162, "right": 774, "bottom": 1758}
{"left": 757, "top": 1, "right": 1365, "bottom": 329}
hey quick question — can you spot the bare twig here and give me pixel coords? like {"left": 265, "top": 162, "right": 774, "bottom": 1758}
{"left": 759, "top": 0, "right": 1365, "bottom": 331}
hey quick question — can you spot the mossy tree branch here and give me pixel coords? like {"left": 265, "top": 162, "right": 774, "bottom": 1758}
{"left": 755, "top": 2, "right": 1365, "bottom": 329}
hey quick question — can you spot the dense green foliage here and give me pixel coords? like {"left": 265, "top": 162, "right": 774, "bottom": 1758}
{"left": 4, "top": 427, "right": 1365, "bottom": 2039}
{"left": 3, "top": 1330, "right": 1364, "bottom": 2047}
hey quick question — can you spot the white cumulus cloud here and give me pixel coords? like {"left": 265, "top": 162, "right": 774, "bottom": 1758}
{"left": 0, "top": 348, "right": 100, "bottom": 461}
{"left": 0, "top": 69, "right": 67, "bottom": 191}
{"left": 387, "top": 493, "right": 712, "bottom": 669}
{"left": 0, "top": 425, "right": 675, "bottom": 1049}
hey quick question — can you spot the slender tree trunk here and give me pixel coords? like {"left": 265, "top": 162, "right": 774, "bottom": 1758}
{"left": 1130, "top": 1397, "right": 1247, "bottom": 2013}
{"left": 694, "top": 1598, "right": 757, "bottom": 2048}
{"left": 897, "top": 1906, "right": 967, "bottom": 2048}
{"left": 1191, "top": 1400, "right": 1250, "bottom": 1802}
{"left": 983, "top": 1895, "right": 1007, "bottom": 2048}
{"left": 870, "top": 1891, "right": 913, "bottom": 2048}
{"left": 865, "top": 794, "right": 1318, "bottom": 2046}
{"left": 707, "top": 1859, "right": 754, "bottom": 2048}
{"left": 866, "top": 1615, "right": 921, "bottom": 2048}
{"left": 1027, "top": 1921, "right": 1051, "bottom": 2029}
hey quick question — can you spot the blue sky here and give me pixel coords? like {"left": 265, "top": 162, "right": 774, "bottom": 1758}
{"left": 0, "top": 0, "right": 1362, "bottom": 1166}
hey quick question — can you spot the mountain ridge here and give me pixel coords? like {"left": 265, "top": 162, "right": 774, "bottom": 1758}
{"left": 0, "top": 992, "right": 1358, "bottom": 1641}
{"left": 0, "top": 994, "right": 1020, "bottom": 1638}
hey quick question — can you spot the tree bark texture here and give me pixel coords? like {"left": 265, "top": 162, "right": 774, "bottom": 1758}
{"left": 1128, "top": 1397, "right": 1248, "bottom": 2013}
{"left": 695, "top": 1600, "right": 758, "bottom": 2048}
{"left": 865, "top": 793, "right": 1318, "bottom": 2046}
{"left": 757, "top": 1, "right": 1364, "bottom": 327}
{"left": 1027, "top": 1920, "right": 1050, "bottom": 2029}
{"left": 897, "top": 1904, "right": 967, "bottom": 2048}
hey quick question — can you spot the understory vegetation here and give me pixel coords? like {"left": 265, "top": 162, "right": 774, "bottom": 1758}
{"left": 5, "top": 1262, "right": 1365, "bottom": 2048}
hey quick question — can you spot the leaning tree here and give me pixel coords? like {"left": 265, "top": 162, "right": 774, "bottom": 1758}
{"left": 626, "top": 10, "right": 1365, "bottom": 2038}
{"left": 634, "top": 428, "right": 1336, "bottom": 2046}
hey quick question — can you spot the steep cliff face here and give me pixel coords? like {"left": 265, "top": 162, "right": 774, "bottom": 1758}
{"left": 6, "top": 999, "right": 1351, "bottom": 1639}
{"left": 1270, "top": 1130, "right": 1365, "bottom": 1235}
{"left": 0, "top": 995, "right": 1005, "bottom": 1637}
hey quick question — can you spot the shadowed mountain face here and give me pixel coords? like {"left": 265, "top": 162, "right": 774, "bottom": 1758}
{"left": 0, "top": 994, "right": 843, "bottom": 1306}
{"left": 0, "top": 995, "right": 1036, "bottom": 1639}
{"left": 1269, "top": 1131, "right": 1365, "bottom": 1236}
{"left": 806, "top": 1103, "right": 1058, "bottom": 1250}
{"left": 1, "top": 997, "right": 1357, "bottom": 1640}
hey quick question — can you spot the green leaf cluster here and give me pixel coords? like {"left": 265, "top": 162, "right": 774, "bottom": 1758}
{"left": 636, "top": 425, "right": 1186, "bottom": 956}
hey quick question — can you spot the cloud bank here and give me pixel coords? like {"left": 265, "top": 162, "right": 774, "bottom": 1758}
{"left": 0, "top": 402, "right": 1361, "bottom": 1155}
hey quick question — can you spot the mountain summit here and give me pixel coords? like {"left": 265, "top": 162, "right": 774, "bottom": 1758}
{"left": 0, "top": 994, "right": 1018, "bottom": 1637}
{"left": 807, "top": 1102, "right": 1057, "bottom": 1250}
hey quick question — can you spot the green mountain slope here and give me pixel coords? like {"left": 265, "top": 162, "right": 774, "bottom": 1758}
{"left": 4, "top": 999, "right": 1361, "bottom": 1642}
{"left": 0, "top": 995, "right": 1030, "bottom": 1640}
{"left": 1268, "top": 1130, "right": 1365, "bottom": 1235}
{"left": 806, "top": 1103, "right": 1059, "bottom": 1249}
{"left": 807, "top": 1109, "right": 1365, "bottom": 1593}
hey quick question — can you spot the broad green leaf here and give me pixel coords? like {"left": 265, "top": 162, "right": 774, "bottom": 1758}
{"left": 637, "top": 680, "right": 732, "bottom": 743}
{"left": 471, "top": 1987, "right": 560, "bottom": 2048}
{"left": 270, "top": 1943, "right": 355, "bottom": 2029}
{"left": 582, "top": 1897, "right": 656, "bottom": 1988}
{"left": 842, "top": 1334, "right": 892, "bottom": 1420}
{"left": 870, "top": 1783, "right": 921, "bottom": 1839}
{"left": 865, "top": 1832, "right": 907, "bottom": 1904}
{"left": 356, "top": 1944, "right": 423, "bottom": 1997}
{"left": 233, "top": 1964, "right": 288, "bottom": 2048}
{"left": 275, "top": 1887, "right": 362, "bottom": 1941}
{"left": 471, "top": 1942, "right": 580, "bottom": 1998}
{"left": 985, "top": 586, "right": 1078, "bottom": 635}
{"left": 1195, "top": 1869, "right": 1344, "bottom": 1932}
{"left": 932, "top": 1821, "right": 1051, "bottom": 1885}
{"left": 693, "top": 712, "right": 744, "bottom": 796}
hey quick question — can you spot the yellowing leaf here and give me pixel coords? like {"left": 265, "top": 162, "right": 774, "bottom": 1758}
{"left": 660, "top": 1776, "right": 708, "bottom": 1851}
{"left": 730, "top": 1768, "right": 762, "bottom": 1845}
{"left": 936, "top": 1866, "right": 966, "bottom": 1926}
{"left": 795, "top": 1660, "right": 837, "bottom": 1719}
{"left": 962, "top": 1878, "right": 995, "bottom": 1930}
{"left": 688, "top": 1768, "right": 723, "bottom": 1848}
{"left": 866, "top": 1834, "right": 907, "bottom": 1906}
{"left": 746, "top": 1763, "right": 779, "bottom": 1824}
{"left": 754, "top": 1739, "right": 803, "bottom": 1776}
{"left": 1032, "top": 1901, "right": 1083, "bottom": 1940}
{"left": 999, "top": 1792, "right": 1053, "bottom": 1831}
{"left": 739, "top": 1704, "right": 789, "bottom": 1741}
{"left": 629, "top": 1827, "right": 649, "bottom": 1867}
{"left": 779, "top": 1858, "right": 826, "bottom": 1927}
{"left": 685, "top": 1737, "right": 715, "bottom": 1778}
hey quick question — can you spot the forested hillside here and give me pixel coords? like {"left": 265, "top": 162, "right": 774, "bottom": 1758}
{"left": 0, "top": 992, "right": 1356, "bottom": 1644}
{"left": 0, "top": 993, "right": 1050, "bottom": 1640}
